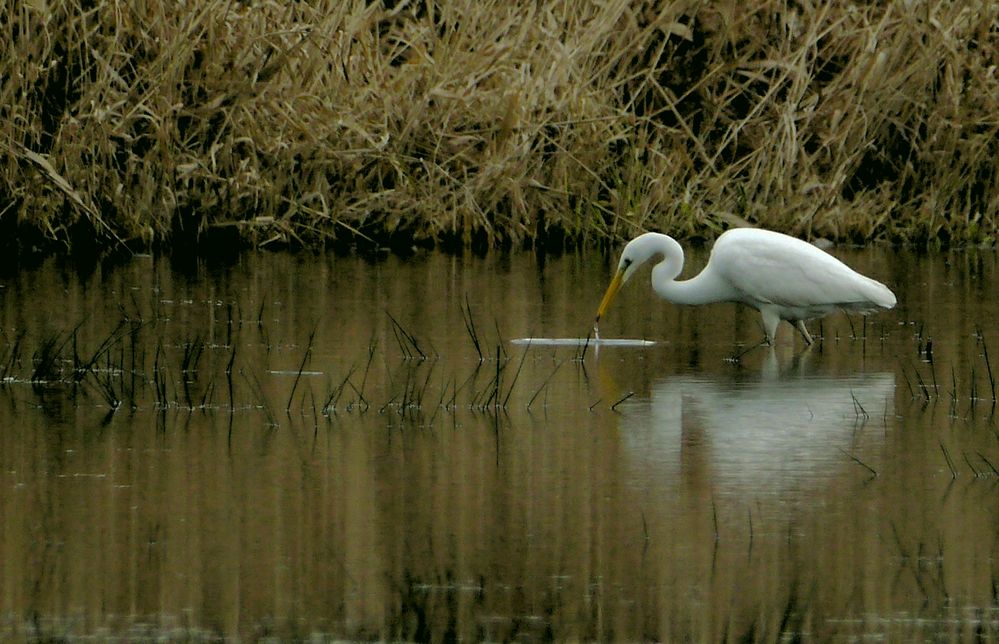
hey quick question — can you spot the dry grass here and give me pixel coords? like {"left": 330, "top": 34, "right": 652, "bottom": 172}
{"left": 1, "top": 0, "right": 996, "bottom": 254}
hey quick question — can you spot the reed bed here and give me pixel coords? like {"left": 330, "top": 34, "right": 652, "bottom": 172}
{"left": 1, "top": 0, "right": 997, "bottom": 255}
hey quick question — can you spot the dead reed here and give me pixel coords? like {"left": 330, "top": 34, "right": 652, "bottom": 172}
{"left": 1, "top": 1, "right": 996, "bottom": 255}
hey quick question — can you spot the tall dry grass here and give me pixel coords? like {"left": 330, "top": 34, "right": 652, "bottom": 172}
{"left": 1, "top": 0, "right": 996, "bottom": 254}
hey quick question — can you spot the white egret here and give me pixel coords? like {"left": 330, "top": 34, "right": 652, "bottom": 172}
{"left": 595, "top": 229, "right": 896, "bottom": 345}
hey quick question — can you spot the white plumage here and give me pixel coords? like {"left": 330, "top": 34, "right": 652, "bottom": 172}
{"left": 595, "top": 228, "right": 896, "bottom": 345}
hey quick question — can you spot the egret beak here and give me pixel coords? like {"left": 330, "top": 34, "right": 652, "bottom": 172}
{"left": 595, "top": 269, "right": 625, "bottom": 323}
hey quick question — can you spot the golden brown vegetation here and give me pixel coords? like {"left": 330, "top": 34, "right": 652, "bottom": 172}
{"left": 1, "top": 1, "right": 996, "bottom": 254}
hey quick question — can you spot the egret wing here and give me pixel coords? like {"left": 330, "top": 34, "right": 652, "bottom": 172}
{"left": 710, "top": 230, "right": 895, "bottom": 311}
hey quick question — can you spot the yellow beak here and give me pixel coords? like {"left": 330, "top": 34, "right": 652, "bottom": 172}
{"left": 595, "top": 269, "right": 625, "bottom": 322}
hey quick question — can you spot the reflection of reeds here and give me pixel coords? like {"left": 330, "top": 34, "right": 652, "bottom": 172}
{"left": 0, "top": 330, "right": 24, "bottom": 381}
{"left": 30, "top": 333, "right": 66, "bottom": 384}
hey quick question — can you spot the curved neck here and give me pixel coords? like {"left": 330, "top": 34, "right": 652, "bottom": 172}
{"left": 651, "top": 243, "right": 736, "bottom": 306}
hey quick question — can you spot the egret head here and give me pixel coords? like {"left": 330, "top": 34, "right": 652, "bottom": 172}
{"left": 595, "top": 236, "right": 658, "bottom": 322}
{"left": 593, "top": 259, "right": 630, "bottom": 322}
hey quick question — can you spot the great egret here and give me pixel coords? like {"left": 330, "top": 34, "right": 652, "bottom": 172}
{"left": 595, "top": 229, "right": 896, "bottom": 345}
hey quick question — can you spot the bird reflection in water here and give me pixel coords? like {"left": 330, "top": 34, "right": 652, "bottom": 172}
{"left": 615, "top": 351, "right": 895, "bottom": 495}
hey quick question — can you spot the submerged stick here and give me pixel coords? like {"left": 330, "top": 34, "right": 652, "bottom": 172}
{"left": 939, "top": 442, "right": 958, "bottom": 478}
{"left": 911, "top": 362, "right": 931, "bottom": 402}
{"left": 502, "top": 345, "right": 530, "bottom": 408}
{"left": 838, "top": 448, "right": 877, "bottom": 478}
{"left": 610, "top": 391, "right": 635, "bottom": 411}
{"left": 978, "top": 327, "right": 996, "bottom": 402}
{"left": 323, "top": 364, "right": 357, "bottom": 414}
{"left": 494, "top": 345, "right": 501, "bottom": 408}
{"left": 387, "top": 311, "right": 426, "bottom": 360}
{"left": 578, "top": 326, "right": 594, "bottom": 361}
{"left": 927, "top": 345, "right": 939, "bottom": 397}
{"left": 245, "top": 369, "right": 277, "bottom": 427}
{"left": 356, "top": 337, "right": 376, "bottom": 411}
{"left": 493, "top": 321, "right": 508, "bottom": 361}
{"left": 976, "top": 451, "right": 999, "bottom": 477}
{"left": 461, "top": 294, "right": 483, "bottom": 362}
{"left": 286, "top": 326, "right": 317, "bottom": 413}
{"left": 961, "top": 450, "right": 981, "bottom": 477}
{"left": 527, "top": 360, "right": 563, "bottom": 410}
{"left": 849, "top": 390, "right": 869, "bottom": 419}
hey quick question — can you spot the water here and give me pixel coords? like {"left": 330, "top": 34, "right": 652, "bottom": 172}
{"left": 0, "top": 246, "right": 996, "bottom": 641}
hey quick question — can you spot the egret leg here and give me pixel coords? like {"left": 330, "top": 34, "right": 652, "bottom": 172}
{"left": 761, "top": 308, "right": 781, "bottom": 346}
{"left": 795, "top": 320, "right": 814, "bottom": 345}
{"left": 727, "top": 307, "right": 779, "bottom": 363}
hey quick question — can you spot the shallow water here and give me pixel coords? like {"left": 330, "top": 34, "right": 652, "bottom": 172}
{"left": 1, "top": 245, "right": 997, "bottom": 641}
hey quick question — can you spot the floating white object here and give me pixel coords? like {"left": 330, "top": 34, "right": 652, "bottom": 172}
{"left": 510, "top": 338, "right": 656, "bottom": 347}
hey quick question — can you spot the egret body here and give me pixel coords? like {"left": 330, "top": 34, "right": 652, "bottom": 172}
{"left": 595, "top": 229, "right": 896, "bottom": 345}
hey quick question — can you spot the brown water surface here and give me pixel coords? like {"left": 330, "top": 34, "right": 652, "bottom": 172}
{"left": 1, "top": 245, "right": 997, "bottom": 641}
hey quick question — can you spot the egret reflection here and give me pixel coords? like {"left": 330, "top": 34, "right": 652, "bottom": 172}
{"left": 617, "top": 353, "right": 895, "bottom": 493}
